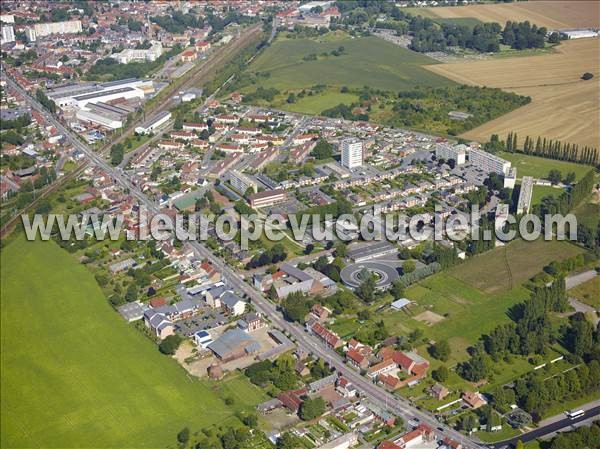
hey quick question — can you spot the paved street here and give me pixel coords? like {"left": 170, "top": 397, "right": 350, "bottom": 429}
{"left": 5, "top": 75, "right": 486, "bottom": 449}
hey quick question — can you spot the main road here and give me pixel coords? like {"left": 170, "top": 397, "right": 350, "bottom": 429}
{"left": 5, "top": 75, "right": 485, "bottom": 449}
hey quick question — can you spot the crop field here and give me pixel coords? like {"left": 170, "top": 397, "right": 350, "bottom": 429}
{"left": 426, "top": 38, "right": 600, "bottom": 149}
{"left": 497, "top": 152, "right": 595, "bottom": 181}
{"left": 417, "top": 1, "right": 600, "bottom": 28}
{"left": 241, "top": 33, "right": 454, "bottom": 113}
{"left": 0, "top": 238, "right": 263, "bottom": 448}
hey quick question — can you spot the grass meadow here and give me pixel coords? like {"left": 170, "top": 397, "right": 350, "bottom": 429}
{"left": 0, "top": 237, "right": 265, "bottom": 448}
{"left": 498, "top": 152, "right": 595, "bottom": 181}
{"left": 240, "top": 32, "right": 454, "bottom": 114}
{"left": 331, "top": 239, "right": 586, "bottom": 405}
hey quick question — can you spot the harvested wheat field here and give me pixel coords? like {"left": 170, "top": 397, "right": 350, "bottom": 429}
{"left": 422, "top": 1, "right": 600, "bottom": 29}
{"left": 426, "top": 38, "right": 600, "bottom": 148}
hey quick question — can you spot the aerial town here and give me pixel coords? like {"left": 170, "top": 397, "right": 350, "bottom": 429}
{"left": 1, "top": 1, "right": 599, "bottom": 449}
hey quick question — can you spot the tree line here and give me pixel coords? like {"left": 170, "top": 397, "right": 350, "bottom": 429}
{"left": 503, "top": 131, "right": 599, "bottom": 165}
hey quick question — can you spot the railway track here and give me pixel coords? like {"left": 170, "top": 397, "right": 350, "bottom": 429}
{"left": 0, "top": 160, "right": 88, "bottom": 238}
{"left": 1, "top": 25, "right": 264, "bottom": 240}
{"left": 99, "top": 24, "right": 263, "bottom": 154}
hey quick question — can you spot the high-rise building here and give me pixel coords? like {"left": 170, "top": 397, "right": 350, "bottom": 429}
{"left": 1, "top": 25, "right": 15, "bottom": 44}
{"left": 435, "top": 144, "right": 466, "bottom": 165}
{"left": 468, "top": 147, "right": 511, "bottom": 176}
{"left": 32, "top": 20, "right": 82, "bottom": 38}
{"left": 25, "top": 28, "right": 36, "bottom": 42}
{"left": 341, "top": 138, "right": 363, "bottom": 169}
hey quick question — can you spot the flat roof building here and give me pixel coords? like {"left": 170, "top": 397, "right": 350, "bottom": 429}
{"left": 230, "top": 170, "right": 258, "bottom": 195}
{"left": 436, "top": 144, "right": 466, "bottom": 165}
{"left": 341, "top": 138, "right": 363, "bottom": 169}
{"left": 135, "top": 111, "right": 172, "bottom": 135}
{"left": 517, "top": 176, "right": 534, "bottom": 215}
{"left": 468, "top": 147, "right": 511, "bottom": 176}
{"left": 248, "top": 189, "right": 287, "bottom": 208}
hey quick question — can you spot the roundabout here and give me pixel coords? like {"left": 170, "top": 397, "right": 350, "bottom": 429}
{"left": 340, "top": 261, "right": 400, "bottom": 289}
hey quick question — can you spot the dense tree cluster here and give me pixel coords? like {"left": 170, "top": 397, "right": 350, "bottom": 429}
{"left": 280, "top": 291, "right": 311, "bottom": 323}
{"left": 534, "top": 169, "right": 595, "bottom": 218}
{"left": 501, "top": 21, "right": 547, "bottom": 50}
{"left": 483, "top": 278, "right": 568, "bottom": 361}
{"left": 245, "top": 243, "right": 287, "bottom": 269}
{"left": 150, "top": 11, "right": 203, "bottom": 34}
{"left": 242, "top": 87, "right": 280, "bottom": 103}
{"left": 110, "top": 143, "right": 125, "bottom": 166}
{"left": 244, "top": 355, "right": 299, "bottom": 391}
{"left": 35, "top": 89, "right": 57, "bottom": 114}
{"left": 300, "top": 397, "right": 326, "bottom": 420}
{"left": 158, "top": 334, "right": 182, "bottom": 355}
{"left": 546, "top": 421, "right": 600, "bottom": 449}
{"left": 311, "top": 138, "right": 333, "bottom": 160}
{"left": 410, "top": 20, "right": 502, "bottom": 53}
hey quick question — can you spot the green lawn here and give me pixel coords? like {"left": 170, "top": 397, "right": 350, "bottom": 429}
{"left": 380, "top": 239, "right": 585, "bottom": 366}
{"left": 0, "top": 237, "right": 260, "bottom": 448}
{"left": 498, "top": 152, "right": 594, "bottom": 181}
{"left": 282, "top": 88, "right": 360, "bottom": 115}
{"left": 447, "top": 239, "right": 585, "bottom": 294}
{"left": 243, "top": 33, "right": 454, "bottom": 94}
{"left": 530, "top": 184, "right": 564, "bottom": 205}
{"left": 569, "top": 276, "right": 600, "bottom": 309}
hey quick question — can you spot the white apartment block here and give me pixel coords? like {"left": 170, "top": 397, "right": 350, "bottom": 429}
{"left": 341, "top": 138, "right": 363, "bottom": 169}
{"left": 115, "top": 41, "right": 163, "bottom": 64}
{"left": 504, "top": 167, "right": 517, "bottom": 189}
{"left": 33, "top": 20, "right": 82, "bottom": 38}
{"left": 229, "top": 170, "right": 258, "bottom": 195}
{"left": 1, "top": 25, "right": 15, "bottom": 44}
{"left": 468, "top": 148, "right": 511, "bottom": 176}
{"left": 517, "top": 176, "right": 534, "bottom": 215}
{"left": 436, "top": 144, "right": 466, "bottom": 165}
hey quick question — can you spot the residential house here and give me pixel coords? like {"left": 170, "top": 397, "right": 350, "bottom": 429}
{"left": 222, "top": 291, "right": 246, "bottom": 316}
{"left": 462, "top": 391, "right": 487, "bottom": 409}
{"left": 431, "top": 383, "right": 449, "bottom": 401}
{"left": 307, "top": 320, "right": 343, "bottom": 349}
{"left": 237, "top": 312, "right": 265, "bottom": 332}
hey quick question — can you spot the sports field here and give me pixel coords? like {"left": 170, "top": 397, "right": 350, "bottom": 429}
{"left": 416, "top": 1, "right": 600, "bottom": 28}
{"left": 0, "top": 238, "right": 264, "bottom": 448}
{"left": 498, "top": 152, "right": 595, "bottom": 181}
{"left": 242, "top": 33, "right": 454, "bottom": 113}
{"left": 426, "top": 38, "right": 600, "bottom": 149}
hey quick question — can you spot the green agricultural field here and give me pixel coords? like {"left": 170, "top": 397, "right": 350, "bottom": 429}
{"left": 0, "top": 237, "right": 264, "bottom": 448}
{"left": 498, "top": 152, "right": 594, "bottom": 181}
{"left": 241, "top": 33, "right": 454, "bottom": 112}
